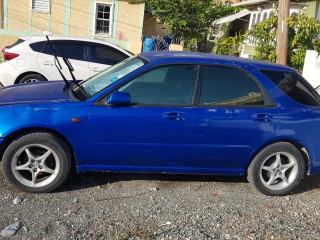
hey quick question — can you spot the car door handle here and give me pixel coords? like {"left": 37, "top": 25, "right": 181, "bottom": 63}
{"left": 43, "top": 61, "right": 54, "bottom": 66}
{"left": 163, "top": 112, "right": 185, "bottom": 121}
{"left": 90, "top": 67, "right": 100, "bottom": 72}
{"left": 252, "top": 113, "right": 272, "bottom": 122}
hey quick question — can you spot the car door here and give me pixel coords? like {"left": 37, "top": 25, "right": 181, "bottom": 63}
{"left": 36, "top": 40, "right": 89, "bottom": 81}
{"left": 85, "top": 64, "right": 198, "bottom": 168}
{"left": 187, "top": 65, "right": 279, "bottom": 173}
{"left": 88, "top": 43, "right": 130, "bottom": 76}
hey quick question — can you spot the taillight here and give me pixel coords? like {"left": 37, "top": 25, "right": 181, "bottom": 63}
{"left": 3, "top": 52, "right": 19, "bottom": 61}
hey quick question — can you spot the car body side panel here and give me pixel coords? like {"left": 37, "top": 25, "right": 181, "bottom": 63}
{"left": 276, "top": 107, "right": 320, "bottom": 173}
{"left": 85, "top": 106, "right": 194, "bottom": 167}
{"left": 0, "top": 102, "right": 91, "bottom": 166}
{"left": 78, "top": 165, "right": 244, "bottom": 175}
{"left": 187, "top": 107, "right": 280, "bottom": 170}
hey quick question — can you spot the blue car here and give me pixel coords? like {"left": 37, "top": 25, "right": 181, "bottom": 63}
{"left": 1, "top": 51, "right": 320, "bottom": 196}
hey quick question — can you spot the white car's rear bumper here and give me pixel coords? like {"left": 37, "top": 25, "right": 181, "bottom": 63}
{"left": 0, "top": 61, "right": 20, "bottom": 87}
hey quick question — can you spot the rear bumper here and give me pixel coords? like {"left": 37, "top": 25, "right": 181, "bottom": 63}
{"left": 303, "top": 141, "right": 320, "bottom": 175}
{"left": 0, "top": 62, "right": 19, "bottom": 87}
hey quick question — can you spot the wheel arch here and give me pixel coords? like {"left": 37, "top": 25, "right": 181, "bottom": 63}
{"left": 245, "top": 139, "right": 310, "bottom": 176}
{"left": 0, "top": 127, "right": 76, "bottom": 168}
{"left": 14, "top": 72, "right": 48, "bottom": 84}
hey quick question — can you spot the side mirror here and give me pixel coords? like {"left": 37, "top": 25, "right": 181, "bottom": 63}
{"left": 107, "top": 92, "right": 131, "bottom": 106}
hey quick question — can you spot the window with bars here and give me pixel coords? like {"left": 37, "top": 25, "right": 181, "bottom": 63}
{"left": 95, "top": 3, "right": 113, "bottom": 36}
{"left": 31, "top": 0, "right": 50, "bottom": 13}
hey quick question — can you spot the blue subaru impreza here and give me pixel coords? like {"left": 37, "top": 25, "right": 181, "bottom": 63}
{"left": 1, "top": 51, "right": 320, "bottom": 196}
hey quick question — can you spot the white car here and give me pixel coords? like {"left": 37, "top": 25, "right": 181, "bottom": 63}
{"left": 0, "top": 35, "right": 133, "bottom": 87}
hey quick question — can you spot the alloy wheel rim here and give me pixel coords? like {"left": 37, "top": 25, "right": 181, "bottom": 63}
{"left": 11, "top": 144, "right": 60, "bottom": 188}
{"left": 259, "top": 152, "right": 298, "bottom": 191}
{"left": 24, "top": 79, "right": 40, "bottom": 83}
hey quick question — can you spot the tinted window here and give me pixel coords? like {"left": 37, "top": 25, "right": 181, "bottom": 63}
{"left": 77, "top": 57, "right": 145, "bottom": 98}
{"left": 42, "top": 43, "right": 54, "bottom": 55}
{"left": 260, "top": 69, "right": 320, "bottom": 107}
{"left": 199, "top": 66, "right": 264, "bottom": 106}
{"left": 30, "top": 41, "right": 45, "bottom": 52}
{"left": 89, "top": 44, "right": 128, "bottom": 65}
{"left": 42, "top": 42, "right": 85, "bottom": 61}
{"left": 119, "top": 65, "right": 197, "bottom": 105}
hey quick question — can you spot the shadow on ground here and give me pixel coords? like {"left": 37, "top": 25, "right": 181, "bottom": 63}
{"left": 59, "top": 171, "right": 320, "bottom": 195}
{"left": 57, "top": 173, "right": 320, "bottom": 194}
{"left": 60, "top": 172, "right": 248, "bottom": 193}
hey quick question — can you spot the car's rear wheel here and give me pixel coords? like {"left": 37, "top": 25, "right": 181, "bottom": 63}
{"left": 2, "top": 132, "right": 71, "bottom": 193}
{"left": 18, "top": 74, "right": 46, "bottom": 84}
{"left": 247, "top": 142, "right": 305, "bottom": 196}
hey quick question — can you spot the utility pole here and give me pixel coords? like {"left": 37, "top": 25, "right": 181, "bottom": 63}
{"left": 276, "top": 0, "right": 290, "bottom": 65}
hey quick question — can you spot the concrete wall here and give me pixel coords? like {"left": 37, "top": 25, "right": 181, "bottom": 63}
{"left": 7, "top": 0, "right": 29, "bottom": 31}
{"left": 117, "top": 0, "right": 143, "bottom": 41}
{"left": 143, "top": 11, "right": 167, "bottom": 38}
{"left": 69, "top": 0, "right": 91, "bottom": 36}
{"left": 49, "top": 0, "right": 65, "bottom": 35}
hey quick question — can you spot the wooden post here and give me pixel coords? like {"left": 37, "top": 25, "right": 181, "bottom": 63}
{"left": 276, "top": 0, "right": 290, "bottom": 65}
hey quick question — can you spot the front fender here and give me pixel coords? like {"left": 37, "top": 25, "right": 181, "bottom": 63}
{"left": 0, "top": 102, "right": 92, "bottom": 166}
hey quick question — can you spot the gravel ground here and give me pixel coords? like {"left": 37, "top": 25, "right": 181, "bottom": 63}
{"left": 1, "top": 165, "right": 320, "bottom": 240}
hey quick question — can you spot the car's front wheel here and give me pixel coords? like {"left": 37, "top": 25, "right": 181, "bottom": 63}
{"left": 18, "top": 74, "right": 46, "bottom": 84}
{"left": 2, "top": 132, "right": 71, "bottom": 193}
{"left": 247, "top": 142, "right": 305, "bottom": 196}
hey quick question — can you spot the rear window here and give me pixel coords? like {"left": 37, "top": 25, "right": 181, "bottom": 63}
{"left": 30, "top": 41, "right": 45, "bottom": 52}
{"left": 6, "top": 39, "right": 25, "bottom": 49}
{"left": 200, "top": 66, "right": 264, "bottom": 106}
{"left": 260, "top": 69, "right": 320, "bottom": 107}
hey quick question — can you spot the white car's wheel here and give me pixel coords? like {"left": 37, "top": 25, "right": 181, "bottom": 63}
{"left": 18, "top": 74, "right": 46, "bottom": 84}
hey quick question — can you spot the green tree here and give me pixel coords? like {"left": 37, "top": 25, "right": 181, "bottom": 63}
{"left": 246, "top": 12, "right": 320, "bottom": 72}
{"left": 130, "top": 0, "right": 236, "bottom": 52}
{"left": 216, "top": 34, "right": 245, "bottom": 56}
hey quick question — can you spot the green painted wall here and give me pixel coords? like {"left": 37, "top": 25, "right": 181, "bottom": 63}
{"left": 63, "top": 0, "right": 71, "bottom": 35}
{"left": 0, "top": 0, "right": 3, "bottom": 29}
{"left": 89, "top": 0, "right": 95, "bottom": 36}
{"left": 112, "top": 0, "right": 118, "bottom": 39}
{"left": 3, "top": 0, "right": 7, "bottom": 28}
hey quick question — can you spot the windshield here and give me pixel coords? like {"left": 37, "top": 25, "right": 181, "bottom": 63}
{"left": 72, "top": 57, "right": 145, "bottom": 99}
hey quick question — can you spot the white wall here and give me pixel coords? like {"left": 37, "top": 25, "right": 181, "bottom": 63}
{"left": 302, "top": 50, "right": 320, "bottom": 89}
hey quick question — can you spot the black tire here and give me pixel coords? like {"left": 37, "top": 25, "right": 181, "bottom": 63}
{"left": 18, "top": 74, "right": 47, "bottom": 84}
{"left": 2, "top": 132, "right": 71, "bottom": 193}
{"left": 247, "top": 142, "right": 305, "bottom": 196}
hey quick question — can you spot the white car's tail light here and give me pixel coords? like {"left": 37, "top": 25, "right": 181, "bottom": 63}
{"left": 3, "top": 52, "right": 20, "bottom": 61}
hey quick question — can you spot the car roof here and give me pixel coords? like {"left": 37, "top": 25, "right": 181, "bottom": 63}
{"left": 139, "top": 51, "right": 293, "bottom": 71}
{"left": 20, "top": 35, "right": 132, "bottom": 55}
